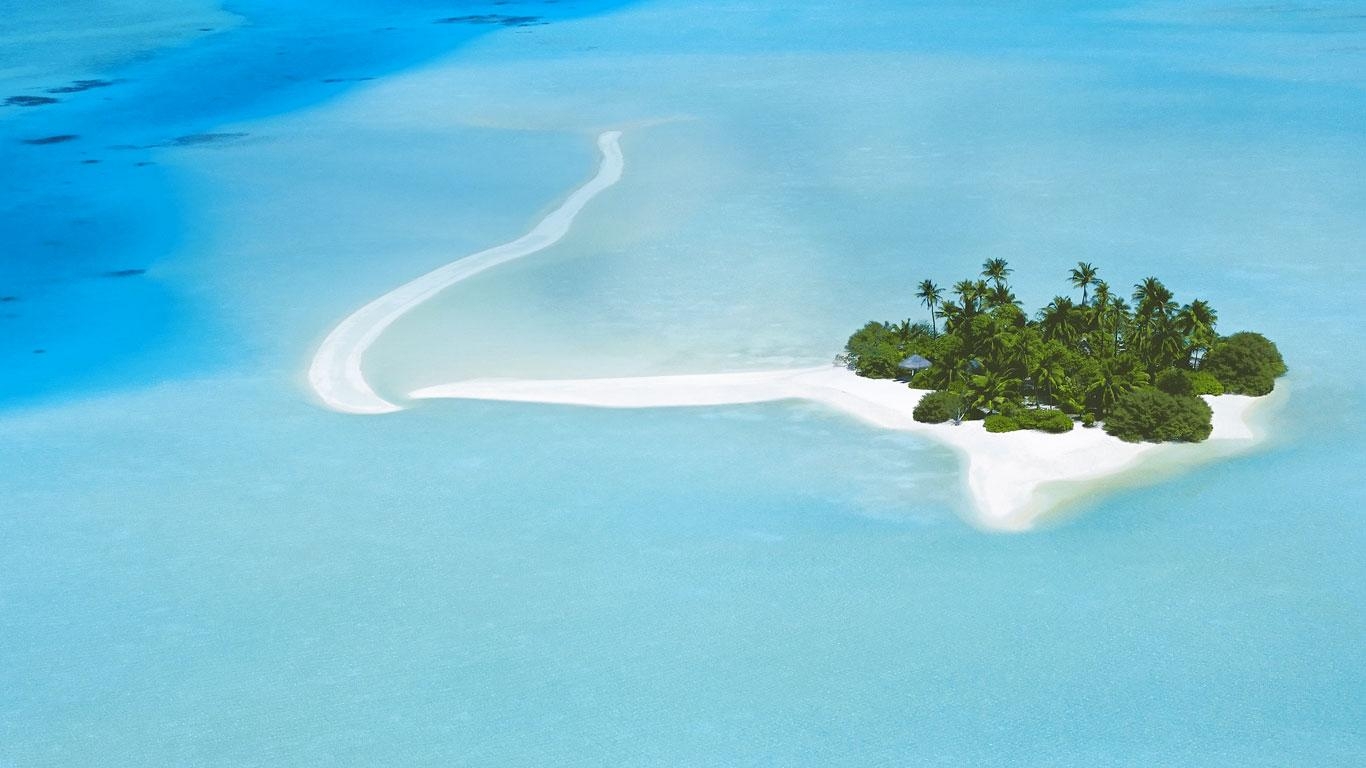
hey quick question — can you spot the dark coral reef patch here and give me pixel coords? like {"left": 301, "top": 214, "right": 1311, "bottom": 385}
{"left": 21, "top": 135, "right": 79, "bottom": 145}
{"left": 5, "top": 95, "right": 59, "bottom": 107}
{"left": 46, "top": 79, "right": 119, "bottom": 94}
{"left": 434, "top": 14, "right": 543, "bottom": 27}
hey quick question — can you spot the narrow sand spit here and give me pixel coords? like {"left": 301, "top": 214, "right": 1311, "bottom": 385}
{"left": 307, "top": 127, "right": 1282, "bottom": 530}
{"left": 308, "top": 130, "right": 625, "bottom": 414}
{"left": 410, "top": 367, "right": 1285, "bottom": 530}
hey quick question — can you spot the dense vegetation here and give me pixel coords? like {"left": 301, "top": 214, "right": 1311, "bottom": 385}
{"left": 911, "top": 390, "right": 966, "bottom": 425}
{"left": 1102, "top": 389, "right": 1213, "bottom": 443}
{"left": 984, "top": 407, "right": 1075, "bottom": 434}
{"left": 843, "top": 260, "right": 1286, "bottom": 442}
{"left": 1200, "top": 332, "right": 1287, "bottom": 396}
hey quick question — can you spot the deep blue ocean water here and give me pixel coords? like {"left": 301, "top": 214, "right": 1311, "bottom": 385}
{"left": 2, "top": 1, "right": 1363, "bottom": 765}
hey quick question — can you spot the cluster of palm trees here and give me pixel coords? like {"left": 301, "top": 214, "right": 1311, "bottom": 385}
{"left": 899, "top": 259, "right": 1220, "bottom": 417}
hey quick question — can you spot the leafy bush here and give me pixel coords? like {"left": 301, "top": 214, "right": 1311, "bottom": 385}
{"left": 843, "top": 322, "right": 903, "bottom": 379}
{"left": 1155, "top": 369, "right": 1193, "bottom": 397}
{"left": 843, "top": 320, "right": 936, "bottom": 380}
{"left": 983, "top": 408, "right": 1072, "bottom": 433}
{"left": 1186, "top": 370, "right": 1224, "bottom": 396}
{"left": 1201, "top": 331, "right": 1286, "bottom": 396}
{"left": 1156, "top": 368, "right": 1225, "bottom": 397}
{"left": 1081, "top": 413, "right": 1096, "bottom": 428}
{"left": 1018, "top": 409, "right": 1074, "bottom": 433}
{"left": 1103, "top": 390, "right": 1213, "bottom": 443}
{"left": 913, "top": 390, "right": 965, "bottom": 424}
{"left": 984, "top": 414, "right": 1022, "bottom": 433}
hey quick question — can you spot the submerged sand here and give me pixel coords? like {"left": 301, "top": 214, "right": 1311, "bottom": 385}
{"left": 410, "top": 367, "right": 1285, "bottom": 531}
{"left": 308, "top": 130, "right": 625, "bottom": 414}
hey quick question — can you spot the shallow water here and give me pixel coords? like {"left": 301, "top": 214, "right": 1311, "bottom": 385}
{"left": 2, "top": 1, "right": 1364, "bottom": 765}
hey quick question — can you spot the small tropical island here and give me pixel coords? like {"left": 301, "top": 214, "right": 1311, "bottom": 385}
{"left": 842, "top": 259, "right": 1287, "bottom": 443}
{"left": 401, "top": 247, "right": 1291, "bottom": 529}
{"left": 363, "top": 130, "right": 1289, "bottom": 529}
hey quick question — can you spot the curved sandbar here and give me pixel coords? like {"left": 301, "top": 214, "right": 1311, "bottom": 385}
{"left": 308, "top": 130, "right": 626, "bottom": 414}
{"left": 410, "top": 366, "right": 1285, "bottom": 530}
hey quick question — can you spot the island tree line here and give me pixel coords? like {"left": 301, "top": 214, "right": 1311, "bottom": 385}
{"left": 842, "top": 260, "right": 1286, "bottom": 442}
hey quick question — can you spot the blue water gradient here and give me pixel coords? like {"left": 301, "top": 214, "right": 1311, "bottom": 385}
{"left": 1, "top": 1, "right": 1364, "bottom": 765}
{"left": 0, "top": 0, "right": 633, "bottom": 406}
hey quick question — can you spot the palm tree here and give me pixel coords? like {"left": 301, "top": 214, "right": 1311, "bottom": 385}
{"left": 1130, "top": 277, "right": 1176, "bottom": 369}
{"left": 916, "top": 279, "right": 944, "bottom": 336}
{"left": 981, "top": 258, "right": 1012, "bottom": 289}
{"left": 1149, "top": 316, "right": 1186, "bottom": 373}
{"left": 1086, "top": 356, "right": 1148, "bottom": 417}
{"left": 980, "top": 317, "right": 1018, "bottom": 370}
{"left": 1090, "top": 280, "right": 1112, "bottom": 311}
{"left": 1087, "top": 280, "right": 1112, "bottom": 347}
{"left": 1175, "top": 299, "right": 1218, "bottom": 366}
{"left": 1132, "top": 277, "right": 1175, "bottom": 320}
{"left": 1107, "top": 296, "right": 1132, "bottom": 354}
{"left": 939, "top": 299, "right": 964, "bottom": 334}
{"left": 974, "top": 279, "right": 992, "bottom": 312}
{"left": 1038, "top": 296, "right": 1079, "bottom": 344}
{"left": 1175, "top": 299, "right": 1217, "bottom": 336}
{"left": 1068, "top": 262, "right": 1098, "bottom": 305}
{"left": 985, "top": 282, "right": 1021, "bottom": 310}
{"left": 953, "top": 279, "right": 979, "bottom": 316}
{"left": 1131, "top": 276, "right": 1174, "bottom": 360}
{"left": 968, "top": 370, "right": 1021, "bottom": 414}
{"left": 1030, "top": 341, "right": 1070, "bottom": 408}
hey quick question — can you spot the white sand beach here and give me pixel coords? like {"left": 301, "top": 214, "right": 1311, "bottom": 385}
{"left": 307, "top": 130, "right": 626, "bottom": 414}
{"left": 410, "top": 367, "right": 1285, "bottom": 531}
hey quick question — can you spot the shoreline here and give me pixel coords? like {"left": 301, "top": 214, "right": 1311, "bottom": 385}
{"left": 409, "top": 367, "right": 1285, "bottom": 531}
{"left": 307, "top": 130, "right": 626, "bottom": 414}
{"left": 1021, "top": 384, "right": 1289, "bottom": 528}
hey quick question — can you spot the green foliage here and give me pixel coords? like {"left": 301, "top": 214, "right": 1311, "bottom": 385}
{"left": 843, "top": 321, "right": 899, "bottom": 378}
{"left": 914, "top": 333, "right": 965, "bottom": 389}
{"left": 1084, "top": 354, "right": 1148, "bottom": 417}
{"left": 849, "top": 264, "right": 1281, "bottom": 443}
{"left": 967, "top": 370, "right": 1021, "bottom": 414}
{"left": 1201, "top": 331, "right": 1287, "bottom": 396}
{"left": 1186, "top": 370, "right": 1224, "bottom": 396}
{"left": 984, "top": 414, "right": 1021, "bottom": 433}
{"left": 1155, "top": 368, "right": 1224, "bottom": 397}
{"left": 1069, "top": 262, "right": 1098, "bottom": 305}
{"left": 913, "top": 390, "right": 965, "bottom": 424}
{"left": 1017, "top": 409, "right": 1074, "bottom": 433}
{"left": 1176, "top": 300, "right": 1218, "bottom": 364}
{"left": 1103, "top": 390, "right": 1213, "bottom": 443}
{"left": 985, "top": 405, "right": 1073, "bottom": 433}
{"left": 916, "top": 280, "right": 945, "bottom": 336}
{"left": 1155, "top": 368, "right": 1194, "bottom": 397}
{"left": 843, "top": 321, "right": 919, "bottom": 379}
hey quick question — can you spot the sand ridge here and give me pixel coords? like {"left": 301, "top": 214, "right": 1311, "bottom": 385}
{"left": 308, "top": 130, "right": 626, "bottom": 414}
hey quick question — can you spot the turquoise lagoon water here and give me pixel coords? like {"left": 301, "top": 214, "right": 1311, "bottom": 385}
{"left": 2, "top": 1, "right": 1364, "bottom": 765}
